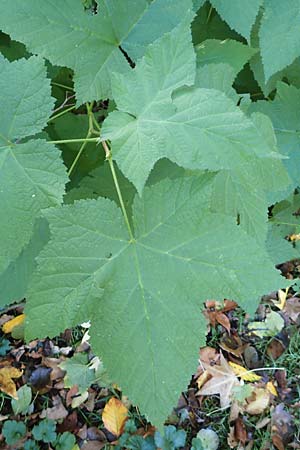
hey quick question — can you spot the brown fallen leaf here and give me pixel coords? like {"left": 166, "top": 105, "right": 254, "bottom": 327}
{"left": 234, "top": 416, "right": 247, "bottom": 446}
{"left": 102, "top": 397, "right": 128, "bottom": 437}
{"left": 0, "top": 366, "right": 22, "bottom": 398}
{"left": 40, "top": 395, "right": 68, "bottom": 420}
{"left": 199, "top": 346, "right": 219, "bottom": 365}
{"left": 197, "top": 353, "right": 241, "bottom": 407}
{"left": 203, "top": 300, "right": 237, "bottom": 333}
{"left": 219, "top": 333, "right": 248, "bottom": 358}
{"left": 267, "top": 338, "right": 286, "bottom": 359}
{"left": 284, "top": 297, "right": 300, "bottom": 322}
{"left": 2, "top": 314, "right": 25, "bottom": 334}
{"left": 245, "top": 387, "right": 270, "bottom": 415}
{"left": 271, "top": 403, "right": 295, "bottom": 450}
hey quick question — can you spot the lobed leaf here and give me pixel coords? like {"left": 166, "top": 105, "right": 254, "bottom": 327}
{"left": 26, "top": 175, "right": 283, "bottom": 425}
{"left": 0, "top": 0, "right": 194, "bottom": 104}
{"left": 209, "top": 0, "right": 263, "bottom": 41}
{"left": 259, "top": 0, "right": 300, "bottom": 81}
{"left": 0, "top": 56, "right": 67, "bottom": 279}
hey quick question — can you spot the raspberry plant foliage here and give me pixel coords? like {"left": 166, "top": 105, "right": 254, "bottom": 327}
{"left": 0, "top": 0, "right": 299, "bottom": 426}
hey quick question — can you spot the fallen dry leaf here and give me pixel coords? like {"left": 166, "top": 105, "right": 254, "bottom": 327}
{"left": 203, "top": 300, "right": 237, "bottom": 333}
{"left": 266, "top": 381, "right": 278, "bottom": 397}
{"left": 199, "top": 346, "right": 220, "bottom": 366}
{"left": 267, "top": 338, "right": 286, "bottom": 360}
{"left": 2, "top": 314, "right": 25, "bottom": 334}
{"left": 102, "top": 397, "right": 128, "bottom": 437}
{"left": 40, "top": 394, "right": 68, "bottom": 420}
{"left": 245, "top": 387, "right": 270, "bottom": 415}
{"left": 0, "top": 366, "right": 22, "bottom": 398}
{"left": 197, "top": 354, "right": 241, "bottom": 407}
{"left": 271, "top": 403, "right": 295, "bottom": 450}
{"left": 284, "top": 297, "right": 300, "bottom": 322}
{"left": 219, "top": 333, "right": 248, "bottom": 358}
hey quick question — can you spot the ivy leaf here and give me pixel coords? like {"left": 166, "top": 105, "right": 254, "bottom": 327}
{"left": 0, "top": 56, "right": 67, "bottom": 281}
{"left": 11, "top": 385, "right": 32, "bottom": 415}
{"left": 54, "top": 432, "right": 76, "bottom": 450}
{"left": 0, "top": 0, "right": 194, "bottom": 104}
{"left": 102, "top": 18, "right": 281, "bottom": 196}
{"left": 59, "top": 353, "right": 97, "bottom": 394}
{"left": 209, "top": 0, "right": 263, "bottom": 41}
{"left": 26, "top": 175, "right": 283, "bottom": 425}
{"left": 154, "top": 425, "right": 186, "bottom": 449}
{"left": 32, "top": 419, "right": 57, "bottom": 444}
{"left": 195, "top": 429, "right": 219, "bottom": 450}
{"left": 0, "top": 338, "right": 10, "bottom": 356}
{"left": 23, "top": 440, "right": 40, "bottom": 450}
{"left": 259, "top": 0, "right": 300, "bottom": 81}
{"left": 2, "top": 420, "right": 27, "bottom": 445}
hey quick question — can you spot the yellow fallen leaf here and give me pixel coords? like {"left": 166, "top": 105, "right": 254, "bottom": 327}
{"left": 102, "top": 397, "right": 128, "bottom": 437}
{"left": 2, "top": 314, "right": 25, "bottom": 334}
{"left": 229, "top": 362, "right": 261, "bottom": 382}
{"left": 197, "top": 370, "right": 210, "bottom": 389}
{"left": 266, "top": 381, "right": 278, "bottom": 396}
{"left": 0, "top": 367, "right": 22, "bottom": 398}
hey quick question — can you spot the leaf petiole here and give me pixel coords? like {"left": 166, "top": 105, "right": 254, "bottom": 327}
{"left": 102, "top": 140, "right": 134, "bottom": 241}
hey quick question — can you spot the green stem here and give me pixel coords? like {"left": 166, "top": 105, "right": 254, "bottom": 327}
{"left": 92, "top": 113, "right": 101, "bottom": 132}
{"left": 67, "top": 131, "right": 92, "bottom": 177}
{"left": 67, "top": 102, "right": 97, "bottom": 177}
{"left": 51, "top": 81, "right": 74, "bottom": 91}
{"left": 49, "top": 137, "right": 98, "bottom": 144}
{"left": 102, "top": 140, "right": 134, "bottom": 241}
{"left": 48, "top": 105, "right": 76, "bottom": 122}
{"left": 206, "top": 5, "right": 213, "bottom": 23}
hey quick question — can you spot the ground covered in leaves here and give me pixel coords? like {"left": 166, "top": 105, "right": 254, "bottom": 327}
{"left": 0, "top": 262, "right": 300, "bottom": 450}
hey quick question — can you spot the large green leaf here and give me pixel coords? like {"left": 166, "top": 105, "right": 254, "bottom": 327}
{"left": 102, "top": 20, "right": 281, "bottom": 194}
{"left": 195, "top": 39, "right": 257, "bottom": 75}
{"left": 210, "top": 0, "right": 263, "bottom": 41}
{"left": 26, "top": 175, "right": 282, "bottom": 426}
{"left": 195, "top": 63, "right": 238, "bottom": 101}
{"left": 0, "top": 219, "right": 50, "bottom": 305}
{"left": 259, "top": 0, "right": 300, "bottom": 81}
{"left": 0, "top": 56, "right": 67, "bottom": 276}
{"left": 250, "top": 82, "right": 300, "bottom": 189}
{"left": 194, "top": 39, "right": 257, "bottom": 101}
{"left": 0, "top": 0, "right": 194, "bottom": 104}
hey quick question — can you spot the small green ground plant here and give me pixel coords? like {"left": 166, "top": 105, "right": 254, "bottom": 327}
{"left": 1, "top": 0, "right": 300, "bottom": 427}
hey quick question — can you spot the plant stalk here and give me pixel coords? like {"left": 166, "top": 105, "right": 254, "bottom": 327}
{"left": 102, "top": 140, "right": 134, "bottom": 241}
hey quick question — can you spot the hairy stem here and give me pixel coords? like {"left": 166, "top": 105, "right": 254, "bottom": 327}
{"left": 102, "top": 140, "right": 134, "bottom": 241}
{"left": 48, "top": 105, "right": 76, "bottom": 122}
{"left": 48, "top": 137, "right": 98, "bottom": 144}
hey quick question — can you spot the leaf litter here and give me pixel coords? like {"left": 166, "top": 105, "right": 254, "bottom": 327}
{"left": 0, "top": 265, "right": 300, "bottom": 449}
